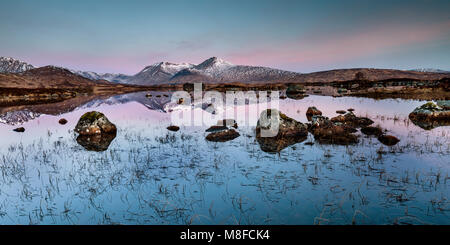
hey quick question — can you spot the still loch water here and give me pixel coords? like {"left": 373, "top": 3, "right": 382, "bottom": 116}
{"left": 0, "top": 92, "right": 448, "bottom": 224}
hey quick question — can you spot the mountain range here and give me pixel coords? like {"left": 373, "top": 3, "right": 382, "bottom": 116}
{"left": 1, "top": 56, "right": 449, "bottom": 86}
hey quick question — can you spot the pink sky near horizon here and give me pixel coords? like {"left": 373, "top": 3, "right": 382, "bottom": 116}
{"left": 227, "top": 21, "right": 450, "bottom": 71}
{"left": 12, "top": 21, "right": 450, "bottom": 75}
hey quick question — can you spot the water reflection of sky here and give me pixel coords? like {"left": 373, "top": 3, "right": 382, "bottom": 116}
{"left": 0, "top": 94, "right": 448, "bottom": 225}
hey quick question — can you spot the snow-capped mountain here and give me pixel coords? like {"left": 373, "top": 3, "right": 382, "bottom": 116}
{"left": 128, "top": 61, "right": 195, "bottom": 85}
{"left": 410, "top": 68, "right": 449, "bottom": 73}
{"left": 128, "top": 57, "right": 302, "bottom": 85}
{"left": 193, "top": 57, "right": 233, "bottom": 76}
{"left": 170, "top": 57, "right": 301, "bottom": 84}
{"left": 71, "top": 70, "right": 131, "bottom": 83}
{"left": 0, "top": 57, "right": 35, "bottom": 73}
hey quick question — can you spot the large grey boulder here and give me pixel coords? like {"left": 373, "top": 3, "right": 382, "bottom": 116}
{"left": 256, "top": 109, "right": 308, "bottom": 153}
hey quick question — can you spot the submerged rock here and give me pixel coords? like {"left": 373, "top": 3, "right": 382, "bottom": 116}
{"left": 330, "top": 112, "right": 374, "bottom": 128}
{"left": 312, "top": 122, "right": 358, "bottom": 145}
{"left": 13, "top": 127, "right": 25, "bottom": 132}
{"left": 361, "top": 126, "right": 383, "bottom": 136}
{"left": 74, "top": 111, "right": 117, "bottom": 136}
{"left": 257, "top": 134, "right": 307, "bottom": 153}
{"left": 167, "top": 125, "right": 180, "bottom": 132}
{"left": 378, "top": 135, "right": 400, "bottom": 146}
{"left": 256, "top": 109, "right": 308, "bottom": 152}
{"left": 206, "top": 129, "right": 240, "bottom": 142}
{"left": 59, "top": 118, "right": 68, "bottom": 125}
{"left": 76, "top": 133, "right": 117, "bottom": 152}
{"left": 409, "top": 102, "right": 450, "bottom": 130}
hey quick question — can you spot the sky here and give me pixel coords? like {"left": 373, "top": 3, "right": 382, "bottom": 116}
{"left": 1, "top": 0, "right": 449, "bottom": 74}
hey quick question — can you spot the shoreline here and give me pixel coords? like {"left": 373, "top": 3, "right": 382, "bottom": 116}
{"left": 0, "top": 77, "right": 449, "bottom": 106}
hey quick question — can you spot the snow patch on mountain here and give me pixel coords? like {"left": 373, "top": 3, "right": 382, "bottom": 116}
{"left": 192, "top": 57, "right": 233, "bottom": 76}
{"left": 128, "top": 61, "right": 195, "bottom": 84}
{"left": 0, "top": 57, "right": 35, "bottom": 73}
{"left": 141, "top": 62, "right": 194, "bottom": 75}
{"left": 169, "top": 57, "right": 301, "bottom": 83}
{"left": 410, "top": 68, "right": 449, "bottom": 73}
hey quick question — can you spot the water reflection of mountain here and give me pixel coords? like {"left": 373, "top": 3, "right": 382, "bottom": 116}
{"left": 0, "top": 91, "right": 174, "bottom": 125}
{"left": 0, "top": 90, "right": 281, "bottom": 125}
{"left": 0, "top": 94, "right": 116, "bottom": 125}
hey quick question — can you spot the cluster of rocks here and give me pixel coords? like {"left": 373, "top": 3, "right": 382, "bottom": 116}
{"left": 53, "top": 101, "right": 450, "bottom": 153}
{"left": 305, "top": 107, "right": 399, "bottom": 146}
{"left": 408, "top": 101, "right": 450, "bottom": 130}
{"left": 308, "top": 114, "right": 359, "bottom": 145}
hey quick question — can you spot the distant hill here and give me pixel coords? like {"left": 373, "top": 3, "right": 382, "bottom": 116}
{"left": 71, "top": 70, "right": 131, "bottom": 83}
{"left": 295, "top": 68, "right": 449, "bottom": 84}
{"left": 0, "top": 66, "right": 117, "bottom": 91}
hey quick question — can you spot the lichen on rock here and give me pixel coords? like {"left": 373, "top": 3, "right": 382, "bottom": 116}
{"left": 74, "top": 111, "right": 117, "bottom": 136}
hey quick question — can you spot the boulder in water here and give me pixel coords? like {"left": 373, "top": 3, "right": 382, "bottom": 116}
{"left": 167, "top": 125, "right": 180, "bottom": 132}
{"left": 361, "top": 126, "right": 383, "bottom": 136}
{"left": 13, "top": 127, "right": 25, "bottom": 132}
{"left": 59, "top": 118, "right": 68, "bottom": 125}
{"left": 409, "top": 101, "right": 450, "bottom": 130}
{"left": 378, "top": 135, "right": 400, "bottom": 146}
{"left": 74, "top": 111, "right": 117, "bottom": 136}
{"left": 256, "top": 109, "right": 308, "bottom": 152}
